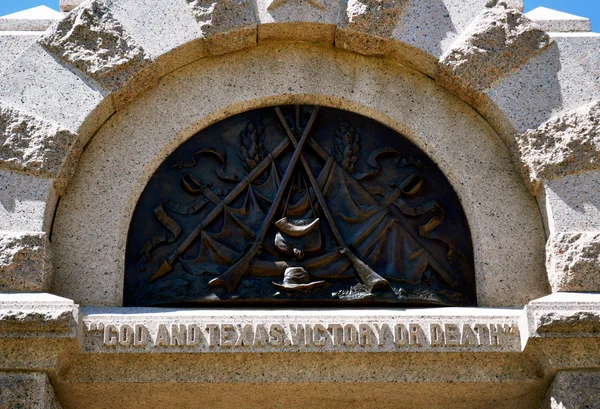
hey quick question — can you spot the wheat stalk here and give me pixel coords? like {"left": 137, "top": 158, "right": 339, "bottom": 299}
{"left": 334, "top": 117, "right": 360, "bottom": 174}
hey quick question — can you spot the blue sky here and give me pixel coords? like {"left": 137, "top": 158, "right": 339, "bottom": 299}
{"left": 0, "top": 0, "right": 598, "bottom": 30}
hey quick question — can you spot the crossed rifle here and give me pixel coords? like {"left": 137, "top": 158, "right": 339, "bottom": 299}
{"left": 149, "top": 106, "right": 391, "bottom": 293}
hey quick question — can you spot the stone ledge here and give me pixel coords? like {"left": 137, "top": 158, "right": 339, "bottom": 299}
{"left": 526, "top": 293, "right": 600, "bottom": 339}
{"left": 0, "top": 293, "right": 78, "bottom": 337}
{"left": 81, "top": 307, "right": 522, "bottom": 353}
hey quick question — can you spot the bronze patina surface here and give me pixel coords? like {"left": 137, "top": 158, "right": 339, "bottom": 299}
{"left": 124, "top": 106, "right": 475, "bottom": 307}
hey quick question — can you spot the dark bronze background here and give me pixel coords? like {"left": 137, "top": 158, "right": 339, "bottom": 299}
{"left": 124, "top": 106, "right": 476, "bottom": 307}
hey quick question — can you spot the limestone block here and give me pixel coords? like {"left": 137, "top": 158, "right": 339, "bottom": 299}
{"left": 541, "top": 172, "right": 600, "bottom": 235}
{"left": 525, "top": 7, "right": 591, "bottom": 33}
{"left": 254, "top": 0, "right": 340, "bottom": 44}
{"left": 103, "top": 0, "right": 205, "bottom": 77}
{"left": 546, "top": 232, "right": 600, "bottom": 293}
{"left": 541, "top": 371, "right": 600, "bottom": 409}
{"left": 513, "top": 100, "right": 600, "bottom": 195}
{"left": 336, "top": 0, "right": 409, "bottom": 56}
{"left": 526, "top": 293, "right": 600, "bottom": 338}
{"left": 438, "top": 4, "right": 552, "bottom": 104}
{"left": 0, "top": 33, "right": 40, "bottom": 74}
{"left": 39, "top": 0, "right": 152, "bottom": 92}
{"left": 0, "top": 372, "right": 61, "bottom": 409}
{"left": 0, "top": 102, "right": 78, "bottom": 180}
{"left": 0, "top": 231, "right": 52, "bottom": 292}
{"left": 486, "top": 33, "right": 600, "bottom": 135}
{"left": 0, "top": 170, "right": 57, "bottom": 233}
{"left": 0, "top": 42, "right": 113, "bottom": 139}
{"left": 186, "top": 0, "right": 257, "bottom": 55}
{"left": 336, "top": 0, "right": 524, "bottom": 76}
{"left": 0, "top": 293, "right": 78, "bottom": 336}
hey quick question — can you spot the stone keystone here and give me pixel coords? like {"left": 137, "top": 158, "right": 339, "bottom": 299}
{"left": 0, "top": 231, "right": 52, "bottom": 292}
{"left": 546, "top": 232, "right": 600, "bottom": 293}
{"left": 438, "top": 3, "right": 552, "bottom": 102}
{"left": 186, "top": 0, "right": 257, "bottom": 55}
{"left": 339, "top": 0, "right": 407, "bottom": 38}
{"left": 513, "top": 100, "right": 600, "bottom": 195}
{"left": 0, "top": 102, "right": 78, "bottom": 180}
{"left": 39, "top": 0, "right": 152, "bottom": 92}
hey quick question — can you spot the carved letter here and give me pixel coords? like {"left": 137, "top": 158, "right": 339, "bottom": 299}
{"left": 254, "top": 324, "right": 269, "bottom": 347}
{"left": 119, "top": 324, "right": 134, "bottom": 347}
{"left": 103, "top": 324, "right": 118, "bottom": 346}
{"left": 328, "top": 324, "right": 343, "bottom": 346}
{"left": 206, "top": 324, "right": 219, "bottom": 347}
{"left": 460, "top": 324, "right": 478, "bottom": 347}
{"left": 409, "top": 324, "right": 423, "bottom": 346}
{"left": 489, "top": 324, "right": 503, "bottom": 346}
{"left": 474, "top": 324, "right": 489, "bottom": 346}
{"left": 394, "top": 324, "right": 408, "bottom": 347}
{"left": 235, "top": 324, "right": 254, "bottom": 347}
{"left": 373, "top": 323, "right": 390, "bottom": 346}
{"left": 187, "top": 324, "right": 203, "bottom": 347}
{"left": 444, "top": 324, "right": 459, "bottom": 347}
{"left": 429, "top": 324, "right": 443, "bottom": 347}
{"left": 305, "top": 324, "right": 313, "bottom": 347}
{"left": 343, "top": 324, "right": 358, "bottom": 346}
{"left": 269, "top": 324, "right": 284, "bottom": 346}
{"left": 313, "top": 324, "right": 327, "bottom": 347}
{"left": 155, "top": 324, "right": 170, "bottom": 347}
{"left": 358, "top": 324, "right": 374, "bottom": 346}
{"left": 220, "top": 324, "right": 236, "bottom": 348}
{"left": 171, "top": 324, "right": 186, "bottom": 347}
{"left": 134, "top": 324, "right": 148, "bottom": 347}
{"left": 289, "top": 324, "right": 305, "bottom": 346}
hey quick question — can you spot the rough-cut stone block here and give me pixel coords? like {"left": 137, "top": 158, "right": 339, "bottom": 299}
{"left": 0, "top": 231, "right": 52, "bottom": 292}
{"left": 39, "top": 0, "right": 152, "bottom": 92}
{"left": 546, "top": 232, "right": 600, "bottom": 293}
{"left": 61, "top": 0, "right": 84, "bottom": 12}
{"left": 541, "top": 172, "right": 600, "bottom": 235}
{"left": 438, "top": 4, "right": 552, "bottom": 103}
{"left": 103, "top": 0, "right": 204, "bottom": 69}
{"left": 0, "top": 170, "right": 57, "bottom": 233}
{"left": 541, "top": 371, "right": 600, "bottom": 409}
{"left": 513, "top": 100, "right": 600, "bottom": 195}
{"left": 186, "top": 0, "right": 257, "bottom": 55}
{"left": 526, "top": 293, "right": 600, "bottom": 338}
{"left": 0, "top": 33, "right": 40, "bottom": 74}
{"left": 0, "top": 372, "right": 61, "bottom": 409}
{"left": 0, "top": 42, "right": 113, "bottom": 137}
{"left": 0, "top": 102, "right": 78, "bottom": 179}
{"left": 0, "top": 293, "right": 78, "bottom": 337}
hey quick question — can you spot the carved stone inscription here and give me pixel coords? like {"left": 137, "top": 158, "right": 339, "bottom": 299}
{"left": 85, "top": 320, "right": 519, "bottom": 352}
{"left": 125, "top": 106, "right": 475, "bottom": 307}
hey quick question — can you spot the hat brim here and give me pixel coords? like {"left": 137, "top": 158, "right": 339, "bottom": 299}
{"left": 272, "top": 280, "right": 326, "bottom": 291}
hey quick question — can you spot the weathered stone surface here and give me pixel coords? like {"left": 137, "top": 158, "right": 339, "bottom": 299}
{"left": 0, "top": 33, "right": 40, "bottom": 74}
{"left": 0, "top": 372, "right": 61, "bottom": 409}
{"left": 0, "top": 231, "right": 52, "bottom": 292}
{"left": 541, "top": 172, "right": 600, "bottom": 235}
{"left": 0, "top": 102, "right": 78, "bottom": 179}
{"left": 39, "top": 0, "right": 152, "bottom": 92}
{"left": 0, "top": 171, "right": 57, "bottom": 233}
{"left": 439, "top": 4, "right": 552, "bottom": 101}
{"left": 541, "top": 371, "right": 600, "bottom": 409}
{"left": 513, "top": 100, "right": 600, "bottom": 195}
{"left": 525, "top": 293, "right": 600, "bottom": 339}
{"left": 61, "top": 0, "right": 83, "bottom": 12}
{"left": 340, "top": 0, "right": 407, "bottom": 38}
{"left": 186, "top": 0, "right": 257, "bottom": 55}
{"left": 546, "top": 232, "right": 600, "bottom": 293}
{"left": 0, "top": 293, "right": 78, "bottom": 336}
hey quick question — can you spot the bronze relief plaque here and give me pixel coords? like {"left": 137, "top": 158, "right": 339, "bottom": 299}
{"left": 124, "top": 106, "right": 476, "bottom": 307}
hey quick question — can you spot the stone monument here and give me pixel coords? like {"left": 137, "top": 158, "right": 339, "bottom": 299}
{"left": 1, "top": 0, "right": 600, "bottom": 407}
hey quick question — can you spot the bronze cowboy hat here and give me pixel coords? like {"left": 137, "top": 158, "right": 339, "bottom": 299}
{"left": 273, "top": 267, "right": 325, "bottom": 291}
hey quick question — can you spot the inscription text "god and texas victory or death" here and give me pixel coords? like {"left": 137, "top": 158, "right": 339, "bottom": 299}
{"left": 86, "top": 321, "right": 519, "bottom": 351}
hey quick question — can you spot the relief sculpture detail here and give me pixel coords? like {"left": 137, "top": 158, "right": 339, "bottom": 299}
{"left": 125, "top": 106, "right": 476, "bottom": 307}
